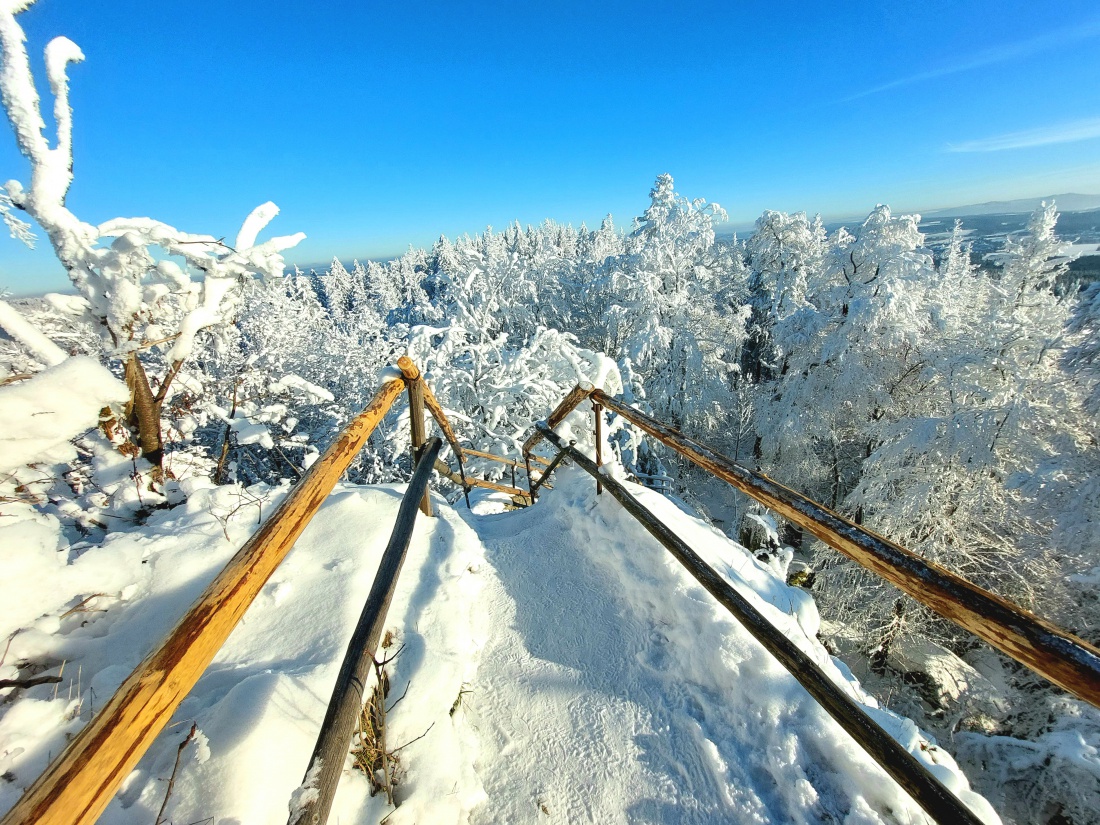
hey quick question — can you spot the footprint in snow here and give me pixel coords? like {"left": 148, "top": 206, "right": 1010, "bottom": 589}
{"left": 265, "top": 581, "right": 292, "bottom": 605}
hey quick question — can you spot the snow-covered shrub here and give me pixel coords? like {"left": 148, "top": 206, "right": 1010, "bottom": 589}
{"left": 0, "top": 0, "right": 303, "bottom": 478}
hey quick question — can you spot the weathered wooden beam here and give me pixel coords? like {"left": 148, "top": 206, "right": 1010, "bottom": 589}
{"left": 454, "top": 447, "right": 552, "bottom": 470}
{"left": 289, "top": 438, "right": 443, "bottom": 825}
{"left": 419, "top": 378, "right": 464, "bottom": 459}
{"left": 529, "top": 440, "right": 573, "bottom": 498}
{"left": 592, "top": 399, "right": 604, "bottom": 495}
{"left": 467, "top": 476, "right": 530, "bottom": 499}
{"left": 536, "top": 423, "right": 985, "bottom": 825}
{"left": 520, "top": 382, "right": 593, "bottom": 457}
{"left": 462, "top": 447, "right": 520, "bottom": 467}
{"left": 433, "top": 458, "right": 464, "bottom": 485}
{"left": 433, "top": 458, "right": 531, "bottom": 500}
{"left": 397, "top": 356, "right": 432, "bottom": 517}
{"left": 592, "top": 389, "right": 1100, "bottom": 709}
{"left": 0, "top": 378, "right": 408, "bottom": 825}
{"left": 459, "top": 447, "right": 529, "bottom": 470}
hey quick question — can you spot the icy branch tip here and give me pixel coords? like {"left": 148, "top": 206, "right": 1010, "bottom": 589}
{"left": 236, "top": 201, "right": 280, "bottom": 250}
{"left": 44, "top": 36, "right": 84, "bottom": 86}
{"left": 0, "top": 1, "right": 37, "bottom": 16}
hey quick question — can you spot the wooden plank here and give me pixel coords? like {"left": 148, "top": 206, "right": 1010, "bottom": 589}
{"left": 520, "top": 382, "right": 593, "bottom": 457}
{"left": 592, "top": 389, "right": 1100, "bottom": 708}
{"left": 461, "top": 447, "right": 529, "bottom": 470}
{"left": 434, "top": 458, "right": 464, "bottom": 485}
{"left": 289, "top": 438, "right": 442, "bottom": 825}
{"left": 433, "top": 459, "right": 531, "bottom": 499}
{"left": 462, "top": 447, "right": 519, "bottom": 467}
{"left": 420, "top": 378, "right": 464, "bottom": 459}
{"left": 536, "top": 423, "right": 985, "bottom": 825}
{"left": 463, "top": 476, "right": 531, "bottom": 500}
{"left": 397, "top": 357, "right": 432, "bottom": 517}
{"left": 0, "top": 377, "right": 408, "bottom": 825}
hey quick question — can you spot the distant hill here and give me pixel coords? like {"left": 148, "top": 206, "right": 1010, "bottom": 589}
{"left": 923, "top": 193, "right": 1100, "bottom": 218}
{"left": 715, "top": 194, "right": 1100, "bottom": 240}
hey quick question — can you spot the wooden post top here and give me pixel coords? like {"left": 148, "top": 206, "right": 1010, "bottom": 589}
{"left": 397, "top": 355, "right": 421, "bottom": 381}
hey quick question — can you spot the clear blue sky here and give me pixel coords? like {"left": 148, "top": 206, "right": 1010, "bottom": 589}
{"left": 2, "top": 0, "right": 1100, "bottom": 295}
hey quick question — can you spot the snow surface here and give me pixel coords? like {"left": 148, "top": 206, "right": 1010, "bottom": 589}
{"left": 461, "top": 470, "right": 996, "bottom": 824}
{"left": 0, "top": 463, "right": 998, "bottom": 823}
{"left": 1, "top": 481, "right": 488, "bottom": 824}
{"left": 0, "top": 354, "right": 127, "bottom": 472}
{"left": 1061, "top": 242, "right": 1100, "bottom": 259}
{"left": 0, "top": 299, "right": 67, "bottom": 366}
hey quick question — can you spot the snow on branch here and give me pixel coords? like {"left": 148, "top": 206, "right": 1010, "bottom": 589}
{"left": 0, "top": 0, "right": 304, "bottom": 361}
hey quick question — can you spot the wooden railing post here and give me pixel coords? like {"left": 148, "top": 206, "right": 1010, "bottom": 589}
{"left": 529, "top": 439, "right": 575, "bottom": 497}
{"left": 592, "top": 399, "right": 604, "bottom": 495}
{"left": 397, "top": 356, "right": 432, "bottom": 517}
{"left": 416, "top": 378, "right": 471, "bottom": 508}
{"left": 524, "top": 454, "right": 537, "bottom": 500}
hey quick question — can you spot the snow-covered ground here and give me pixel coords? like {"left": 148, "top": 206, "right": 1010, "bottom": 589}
{"left": 1, "top": 481, "right": 488, "bottom": 824}
{"left": 1062, "top": 242, "right": 1100, "bottom": 259}
{"left": 1, "top": 455, "right": 998, "bottom": 823}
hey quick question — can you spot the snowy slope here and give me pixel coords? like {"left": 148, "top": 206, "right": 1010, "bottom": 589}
{"left": 1, "top": 464, "right": 996, "bottom": 824}
{"left": 462, "top": 468, "right": 996, "bottom": 824}
{"left": 0, "top": 481, "right": 489, "bottom": 825}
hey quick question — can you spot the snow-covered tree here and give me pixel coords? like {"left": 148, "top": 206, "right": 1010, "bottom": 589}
{"left": 756, "top": 206, "right": 935, "bottom": 508}
{"left": 743, "top": 210, "right": 826, "bottom": 382}
{"left": 0, "top": 0, "right": 303, "bottom": 476}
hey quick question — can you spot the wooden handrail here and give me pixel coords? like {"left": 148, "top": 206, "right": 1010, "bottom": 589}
{"left": 537, "top": 423, "right": 984, "bottom": 825}
{"left": 290, "top": 438, "right": 443, "bottom": 825}
{"left": 591, "top": 389, "right": 1100, "bottom": 709}
{"left": 420, "top": 378, "right": 464, "bottom": 459}
{"left": 0, "top": 377, "right": 408, "bottom": 825}
{"left": 434, "top": 459, "right": 531, "bottom": 500}
{"left": 521, "top": 382, "right": 593, "bottom": 456}
{"left": 463, "top": 447, "right": 550, "bottom": 470}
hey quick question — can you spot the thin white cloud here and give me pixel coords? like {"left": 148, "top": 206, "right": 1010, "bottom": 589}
{"left": 840, "top": 18, "right": 1100, "bottom": 103}
{"left": 947, "top": 117, "right": 1100, "bottom": 152}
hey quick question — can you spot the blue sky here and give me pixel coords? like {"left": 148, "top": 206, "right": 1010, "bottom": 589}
{"left": 2, "top": 0, "right": 1099, "bottom": 295}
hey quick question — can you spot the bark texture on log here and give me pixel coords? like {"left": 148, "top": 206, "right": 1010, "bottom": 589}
{"left": 123, "top": 351, "right": 163, "bottom": 470}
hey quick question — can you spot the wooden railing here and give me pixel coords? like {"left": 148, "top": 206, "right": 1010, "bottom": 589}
{"left": 0, "top": 377, "right": 409, "bottom": 825}
{"left": 524, "top": 384, "right": 1100, "bottom": 823}
{"left": 536, "top": 422, "right": 985, "bottom": 825}
{"left": 0, "top": 358, "right": 534, "bottom": 825}
{"left": 14, "top": 369, "right": 1093, "bottom": 825}
{"left": 523, "top": 384, "right": 1100, "bottom": 710}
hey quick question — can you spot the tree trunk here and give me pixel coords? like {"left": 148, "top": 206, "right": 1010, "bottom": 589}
{"left": 124, "top": 352, "right": 164, "bottom": 472}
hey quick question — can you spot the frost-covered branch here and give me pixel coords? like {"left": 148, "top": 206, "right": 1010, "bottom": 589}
{"left": 0, "top": 0, "right": 304, "bottom": 472}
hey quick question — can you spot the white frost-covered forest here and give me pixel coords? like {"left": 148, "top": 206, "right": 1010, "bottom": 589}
{"left": 1, "top": 2, "right": 1098, "bottom": 824}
